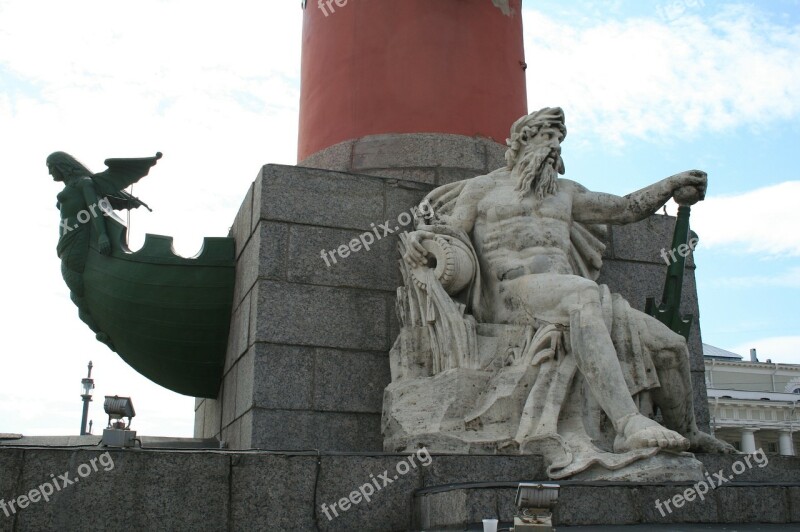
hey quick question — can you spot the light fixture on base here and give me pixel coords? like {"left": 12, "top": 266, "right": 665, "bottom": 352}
{"left": 513, "top": 482, "right": 559, "bottom": 530}
{"left": 101, "top": 395, "right": 137, "bottom": 448}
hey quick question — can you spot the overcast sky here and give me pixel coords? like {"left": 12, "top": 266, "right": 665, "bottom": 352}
{"left": 1, "top": 0, "right": 798, "bottom": 437}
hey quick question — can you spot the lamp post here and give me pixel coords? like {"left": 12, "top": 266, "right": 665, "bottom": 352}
{"left": 80, "top": 361, "right": 94, "bottom": 435}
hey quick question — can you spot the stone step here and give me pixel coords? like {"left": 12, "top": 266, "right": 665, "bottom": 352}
{"left": 415, "top": 454, "right": 800, "bottom": 528}
{"left": 1, "top": 447, "right": 797, "bottom": 531}
{"left": 414, "top": 481, "right": 800, "bottom": 528}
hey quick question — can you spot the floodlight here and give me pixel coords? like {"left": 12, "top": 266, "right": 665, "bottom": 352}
{"left": 104, "top": 395, "right": 135, "bottom": 429}
{"left": 102, "top": 395, "right": 137, "bottom": 448}
{"left": 514, "top": 482, "right": 559, "bottom": 530}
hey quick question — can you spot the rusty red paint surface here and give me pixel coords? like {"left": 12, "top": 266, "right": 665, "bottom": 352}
{"left": 298, "top": 0, "right": 527, "bottom": 161}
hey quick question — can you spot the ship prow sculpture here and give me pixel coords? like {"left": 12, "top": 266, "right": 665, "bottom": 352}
{"left": 47, "top": 151, "right": 234, "bottom": 398}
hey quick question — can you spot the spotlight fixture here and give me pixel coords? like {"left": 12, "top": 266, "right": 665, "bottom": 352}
{"left": 104, "top": 395, "right": 135, "bottom": 428}
{"left": 513, "top": 482, "right": 559, "bottom": 530}
{"left": 101, "top": 395, "right": 137, "bottom": 448}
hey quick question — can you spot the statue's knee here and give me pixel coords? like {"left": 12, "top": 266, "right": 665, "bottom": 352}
{"left": 653, "top": 347, "right": 686, "bottom": 369}
{"left": 576, "top": 281, "right": 602, "bottom": 306}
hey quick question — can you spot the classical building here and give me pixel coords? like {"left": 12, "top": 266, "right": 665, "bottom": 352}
{"left": 705, "top": 343, "right": 800, "bottom": 455}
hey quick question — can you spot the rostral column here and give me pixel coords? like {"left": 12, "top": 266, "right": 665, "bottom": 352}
{"left": 298, "top": 0, "right": 527, "bottom": 181}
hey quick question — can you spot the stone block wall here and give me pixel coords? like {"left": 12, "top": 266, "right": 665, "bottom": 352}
{"left": 195, "top": 163, "right": 711, "bottom": 450}
{"left": 194, "top": 165, "right": 431, "bottom": 451}
{"left": 1, "top": 447, "right": 797, "bottom": 531}
{"left": 299, "top": 133, "right": 508, "bottom": 186}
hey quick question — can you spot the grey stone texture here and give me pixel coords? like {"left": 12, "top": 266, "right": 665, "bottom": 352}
{"left": 554, "top": 486, "right": 640, "bottom": 526}
{"left": 792, "top": 487, "right": 800, "bottom": 522}
{"left": 299, "top": 133, "right": 510, "bottom": 186}
{"left": 201, "top": 165, "right": 428, "bottom": 450}
{"left": 1, "top": 448, "right": 797, "bottom": 530}
{"left": 250, "top": 280, "right": 390, "bottom": 350}
{"left": 249, "top": 409, "right": 383, "bottom": 452}
{"left": 0, "top": 449, "right": 22, "bottom": 532}
{"left": 231, "top": 454, "right": 318, "bottom": 531}
{"left": 3, "top": 448, "right": 229, "bottom": 531}
{"left": 418, "top": 480, "right": 800, "bottom": 528}
{"left": 200, "top": 164, "right": 713, "bottom": 451}
{"left": 416, "top": 487, "right": 519, "bottom": 529}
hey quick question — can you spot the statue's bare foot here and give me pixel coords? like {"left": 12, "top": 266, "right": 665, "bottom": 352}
{"left": 688, "top": 431, "right": 739, "bottom": 454}
{"left": 614, "top": 414, "right": 690, "bottom": 453}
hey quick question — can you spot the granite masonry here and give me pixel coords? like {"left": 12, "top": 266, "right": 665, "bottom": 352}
{"left": 0, "top": 446, "right": 797, "bottom": 531}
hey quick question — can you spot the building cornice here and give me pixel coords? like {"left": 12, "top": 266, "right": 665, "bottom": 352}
{"left": 708, "top": 389, "right": 800, "bottom": 403}
{"left": 705, "top": 359, "right": 800, "bottom": 371}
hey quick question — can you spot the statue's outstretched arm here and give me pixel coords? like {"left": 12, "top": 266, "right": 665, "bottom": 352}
{"left": 571, "top": 170, "right": 707, "bottom": 225}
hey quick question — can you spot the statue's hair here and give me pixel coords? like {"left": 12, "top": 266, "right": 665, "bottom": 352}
{"left": 505, "top": 107, "right": 567, "bottom": 168}
{"left": 46, "top": 151, "right": 92, "bottom": 179}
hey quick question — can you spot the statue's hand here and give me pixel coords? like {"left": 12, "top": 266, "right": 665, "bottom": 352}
{"left": 97, "top": 234, "right": 111, "bottom": 255}
{"left": 403, "top": 230, "right": 435, "bottom": 268}
{"left": 669, "top": 170, "right": 707, "bottom": 205}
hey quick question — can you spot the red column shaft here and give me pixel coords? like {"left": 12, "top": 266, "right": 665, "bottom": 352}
{"left": 298, "top": 0, "right": 527, "bottom": 161}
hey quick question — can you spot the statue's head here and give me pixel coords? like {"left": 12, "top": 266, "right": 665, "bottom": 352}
{"left": 46, "top": 151, "right": 91, "bottom": 182}
{"left": 505, "top": 107, "right": 567, "bottom": 199}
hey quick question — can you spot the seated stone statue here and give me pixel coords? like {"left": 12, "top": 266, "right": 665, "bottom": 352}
{"left": 382, "top": 107, "right": 734, "bottom": 481}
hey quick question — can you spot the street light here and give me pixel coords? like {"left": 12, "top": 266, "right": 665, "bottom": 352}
{"left": 79, "top": 361, "right": 94, "bottom": 435}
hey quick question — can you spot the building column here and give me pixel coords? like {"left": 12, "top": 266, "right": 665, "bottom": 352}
{"left": 740, "top": 428, "right": 757, "bottom": 454}
{"left": 779, "top": 430, "right": 795, "bottom": 456}
{"left": 298, "top": 0, "right": 527, "bottom": 161}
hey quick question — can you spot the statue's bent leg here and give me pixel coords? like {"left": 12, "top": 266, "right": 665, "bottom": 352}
{"left": 569, "top": 300, "right": 688, "bottom": 453}
{"left": 641, "top": 314, "right": 737, "bottom": 453}
{"left": 505, "top": 275, "right": 688, "bottom": 452}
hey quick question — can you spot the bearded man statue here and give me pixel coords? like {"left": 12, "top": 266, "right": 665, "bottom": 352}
{"left": 383, "top": 107, "right": 735, "bottom": 481}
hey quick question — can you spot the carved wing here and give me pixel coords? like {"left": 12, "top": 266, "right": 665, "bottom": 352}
{"left": 92, "top": 152, "right": 162, "bottom": 211}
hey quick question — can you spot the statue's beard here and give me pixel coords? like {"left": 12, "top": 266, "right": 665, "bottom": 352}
{"left": 513, "top": 145, "right": 561, "bottom": 200}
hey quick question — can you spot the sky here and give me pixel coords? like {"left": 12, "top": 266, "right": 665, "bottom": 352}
{"left": 0, "top": 0, "right": 797, "bottom": 437}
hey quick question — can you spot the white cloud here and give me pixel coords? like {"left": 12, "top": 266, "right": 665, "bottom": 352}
{"left": 690, "top": 181, "right": 800, "bottom": 256}
{"left": 522, "top": 4, "right": 800, "bottom": 144}
{"left": 730, "top": 336, "right": 800, "bottom": 365}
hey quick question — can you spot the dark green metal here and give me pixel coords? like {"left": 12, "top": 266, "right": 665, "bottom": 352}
{"left": 49, "top": 152, "right": 234, "bottom": 398}
{"left": 645, "top": 205, "right": 693, "bottom": 339}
